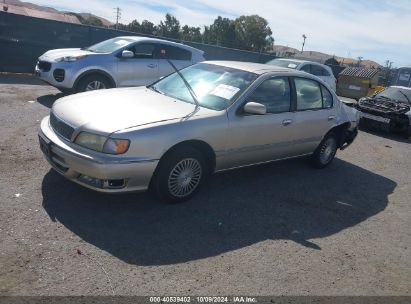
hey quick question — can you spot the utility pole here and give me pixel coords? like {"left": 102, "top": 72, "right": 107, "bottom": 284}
{"left": 301, "top": 34, "right": 307, "bottom": 53}
{"left": 114, "top": 7, "right": 121, "bottom": 30}
{"left": 357, "top": 56, "right": 363, "bottom": 67}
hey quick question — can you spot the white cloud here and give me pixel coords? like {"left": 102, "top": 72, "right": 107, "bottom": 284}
{"left": 25, "top": 0, "right": 411, "bottom": 66}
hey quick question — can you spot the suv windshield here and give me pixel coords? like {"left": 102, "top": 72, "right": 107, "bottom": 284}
{"left": 266, "top": 59, "right": 301, "bottom": 69}
{"left": 376, "top": 87, "right": 411, "bottom": 104}
{"left": 149, "top": 63, "right": 258, "bottom": 110}
{"left": 85, "top": 37, "right": 134, "bottom": 53}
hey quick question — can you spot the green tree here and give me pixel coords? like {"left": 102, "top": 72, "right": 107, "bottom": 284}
{"left": 157, "top": 13, "right": 181, "bottom": 39}
{"left": 140, "top": 20, "right": 157, "bottom": 35}
{"left": 202, "top": 16, "right": 236, "bottom": 47}
{"left": 126, "top": 19, "right": 141, "bottom": 32}
{"left": 234, "top": 15, "right": 273, "bottom": 51}
{"left": 181, "top": 25, "right": 202, "bottom": 42}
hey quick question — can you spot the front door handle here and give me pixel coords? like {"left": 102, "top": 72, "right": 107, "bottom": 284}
{"left": 282, "top": 119, "right": 293, "bottom": 126}
{"left": 328, "top": 115, "right": 336, "bottom": 121}
{"left": 147, "top": 64, "right": 157, "bottom": 68}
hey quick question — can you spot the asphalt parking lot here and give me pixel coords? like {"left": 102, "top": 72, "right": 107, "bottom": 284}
{"left": 0, "top": 74, "right": 410, "bottom": 296}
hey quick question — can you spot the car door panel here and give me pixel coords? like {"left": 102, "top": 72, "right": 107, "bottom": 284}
{"left": 116, "top": 43, "right": 159, "bottom": 87}
{"left": 291, "top": 77, "right": 337, "bottom": 155}
{"left": 224, "top": 76, "right": 301, "bottom": 169}
{"left": 224, "top": 113, "right": 298, "bottom": 169}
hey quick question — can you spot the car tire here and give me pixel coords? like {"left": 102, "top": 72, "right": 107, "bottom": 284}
{"left": 311, "top": 132, "right": 338, "bottom": 168}
{"left": 150, "top": 146, "right": 206, "bottom": 203}
{"left": 76, "top": 74, "right": 112, "bottom": 93}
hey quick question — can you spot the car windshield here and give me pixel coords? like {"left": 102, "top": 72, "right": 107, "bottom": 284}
{"left": 85, "top": 37, "right": 134, "bottom": 53}
{"left": 376, "top": 87, "right": 411, "bottom": 104}
{"left": 149, "top": 63, "right": 258, "bottom": 110}
{"left": 266, "top": 59, "right": 301, "bottom": 69}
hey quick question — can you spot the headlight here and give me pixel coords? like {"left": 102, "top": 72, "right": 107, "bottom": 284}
{"left": 75, "top": 132, "right": 107, "bottom": 152}
{"left": 103, "top": 138, "right": 130, "bottom": 154}
{"left": 74, "top": 132, "right": 130, "bottom": 154}
{"left": 56, "top": 55, "right": 86, "bottom": 62}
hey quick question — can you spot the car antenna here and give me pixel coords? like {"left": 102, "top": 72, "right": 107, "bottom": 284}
{"left": 160, "top": 48, "right": 200, "bottom": 108}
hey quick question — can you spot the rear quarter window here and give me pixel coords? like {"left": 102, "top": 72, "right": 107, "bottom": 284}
{"left": 161, "top": 45, "right": 192, "bottom": 61}
{"left": 312, "top": 65, "right": 330, "bottom": 76}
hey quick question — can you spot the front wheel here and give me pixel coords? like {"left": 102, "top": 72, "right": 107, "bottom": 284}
{"left": 150, "top": 147, "right": 206, "bottom": 203}
{"left": 76, "top": 75, "right": 112, "bottom": 93}
{"left": 311, "top": 132, "right": 338, "bottom": 168}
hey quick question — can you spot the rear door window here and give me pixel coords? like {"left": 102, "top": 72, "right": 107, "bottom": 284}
{"left": 295, "top": 78, "right": 323, "bottom": 110}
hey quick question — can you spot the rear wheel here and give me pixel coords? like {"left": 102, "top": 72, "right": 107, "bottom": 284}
{"left": 150, "top": 147, "right": 206, "bottom": 203}
{"left": 76, "top": 74, "right": 112, "bottom": 93}
{"left": 311, "top": 132, "right": 338, "bottom": 168}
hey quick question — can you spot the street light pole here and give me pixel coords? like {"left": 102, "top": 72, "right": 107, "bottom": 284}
{"left": 301, "top": 34, "right": 307, "bottom": 53}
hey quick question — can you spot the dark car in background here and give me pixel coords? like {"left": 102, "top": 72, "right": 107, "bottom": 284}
{"left": 356, "top": 86, "right": 411, "bottom": 137}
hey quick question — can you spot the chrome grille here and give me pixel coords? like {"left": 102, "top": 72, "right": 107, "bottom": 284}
{"left": 50, "top": 112, "right": 74, "bottom": 141}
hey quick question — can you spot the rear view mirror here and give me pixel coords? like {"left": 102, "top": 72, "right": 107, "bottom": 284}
{"left": 243, "top": 102, "right": 266, "bottom": 115}
{"left": 121, "top": 50, "right": 134, "bottom": 58}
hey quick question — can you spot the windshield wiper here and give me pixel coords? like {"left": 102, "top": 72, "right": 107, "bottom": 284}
{"left": 163, "top": 57, "right": 200, "bottom": 108}
{"left": 398, "top": 90, "right": 411, "bottom": 105}
{"left": 148, "top": 85, "right": 165, "bottom": 95}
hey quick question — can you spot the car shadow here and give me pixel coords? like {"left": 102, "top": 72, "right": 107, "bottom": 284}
{"left": 37, "top": 93, "right": 65, "bottom": 108}
{"left": 41, "top": 158, "right": 396, "bottom": 266}
{"left": 0, "top": 74, "right": 45, "bottom": 85}
{"left": 359, "top": 125, "right": 410, "bottom": 143}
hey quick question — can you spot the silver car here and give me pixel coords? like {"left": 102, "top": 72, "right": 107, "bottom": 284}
{"left": 38, "top": 61, "right": 359, "bottom": 202}
{"left": 34, "top": 36, "right": 205, "bottom": 93}
{"left": 266, "top": 58, "right": 337, "bottom": 92}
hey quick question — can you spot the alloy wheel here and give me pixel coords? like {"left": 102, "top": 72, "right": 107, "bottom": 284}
{"left": 319, "top": 137, "right": 337, "bottom": 165}
{"left": 167, "top": 158, "right": 202, "bottom": 198}
{"left": 85, "top": 80, "right": 106, "bottom": 91}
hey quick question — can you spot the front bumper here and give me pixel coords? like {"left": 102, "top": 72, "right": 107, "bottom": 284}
{"left": 38, "top": 116, "right": 159, "bottom": 193}
{"left": 34, "top": 61, "right": 76, "bottom": 89}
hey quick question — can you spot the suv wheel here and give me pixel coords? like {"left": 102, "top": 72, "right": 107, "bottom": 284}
{"left": 151, "top": 147, "right": 206, "bottom": 203}
{"left": 311, "top": 132, "right": 338, "bottom": 168}
{"left": 77, "top": 75, "right": 112, "bottom": 92}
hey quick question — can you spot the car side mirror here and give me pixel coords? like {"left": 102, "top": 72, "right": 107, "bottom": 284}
{"left": 121, "top": 50, "right": 134, "bottom": 58}
{"left": 243, "top": 101, "right": 266, "bottom": 115}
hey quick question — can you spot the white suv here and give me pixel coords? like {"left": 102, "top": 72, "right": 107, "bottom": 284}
{"left": 35, "top": 36, "right": 205, "bottom": 93}
{"left": 266, "top": 58, "right": 337, "bottom": 92}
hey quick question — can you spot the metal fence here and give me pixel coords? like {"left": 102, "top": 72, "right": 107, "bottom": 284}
{"left": 0, "top": 12, "right": 277, "bottom": 73}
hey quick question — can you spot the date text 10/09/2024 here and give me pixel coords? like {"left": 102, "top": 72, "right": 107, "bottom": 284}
{"left": 149, "top": 296, "right": 257, "bottom": 303}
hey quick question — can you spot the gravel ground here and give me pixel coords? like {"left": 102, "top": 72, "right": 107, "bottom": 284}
{"left": 0, "top": 75, "right": 410, "bottom": 296}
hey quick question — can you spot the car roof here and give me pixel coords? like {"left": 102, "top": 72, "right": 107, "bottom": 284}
{"left": 273, "top": 58, "right": 331, "bottom": 68}
{"left": 273, "top": 58, "right": 309, "bottom": 63}
{"left": 115, "top": 36, "right": 204, "bottom": 54}
{"left": 204, "top": 60, "right": 294, "bottom": 75}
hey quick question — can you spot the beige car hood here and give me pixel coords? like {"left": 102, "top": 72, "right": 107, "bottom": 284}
{"left": 52, "top": 87, "right": 215, "bottom": 135}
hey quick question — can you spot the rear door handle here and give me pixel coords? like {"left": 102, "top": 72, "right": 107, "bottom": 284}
{"left": 147, "top": 64, "right": 157, "bottom": 68}
{"left": 282, "top": 119, "right": 293, "bottom": 126}
{"left": 328, "top": 115, "right": 336, "bottom": 121}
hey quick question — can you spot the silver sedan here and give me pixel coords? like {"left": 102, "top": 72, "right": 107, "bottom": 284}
{"left": 38, "top": 61, "right": 359, "bottom": 202}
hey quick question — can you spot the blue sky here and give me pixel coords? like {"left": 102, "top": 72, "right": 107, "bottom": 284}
{"left": 27, "top": 0, "right": 411, "bottom": 67}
